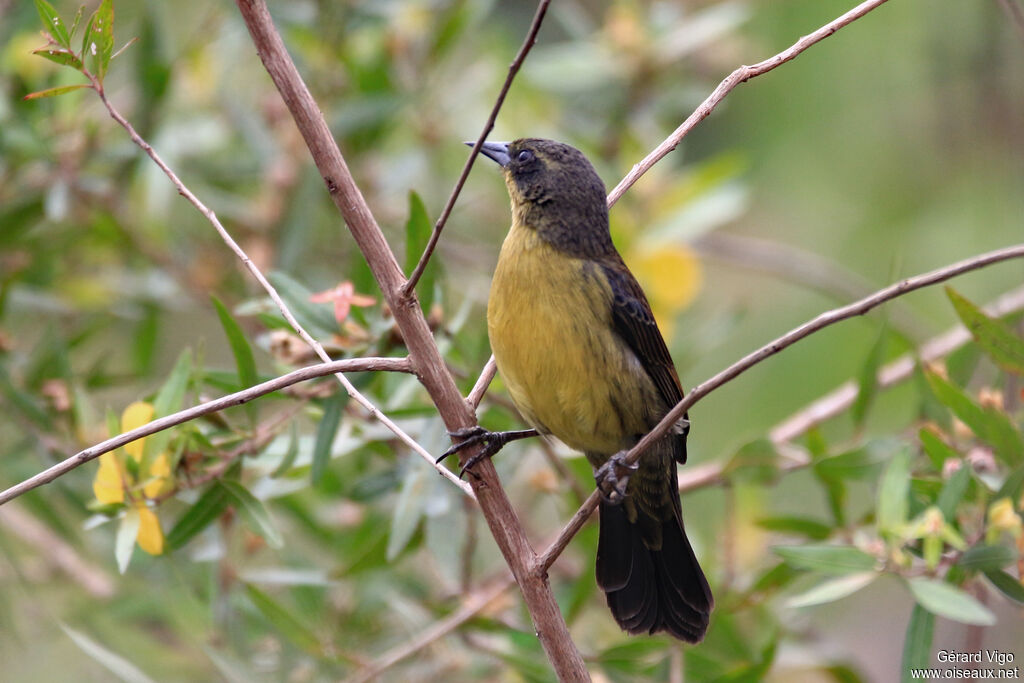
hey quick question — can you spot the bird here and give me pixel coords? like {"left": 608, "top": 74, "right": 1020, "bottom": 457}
{"left": 441, "top": 138, "right": 713, "bottom": 642}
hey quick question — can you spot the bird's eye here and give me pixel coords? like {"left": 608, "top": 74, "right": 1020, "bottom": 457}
{"left": 516, "top": 149, "right": 534, "bottom": 163}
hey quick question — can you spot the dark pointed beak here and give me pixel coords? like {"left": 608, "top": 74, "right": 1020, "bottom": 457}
{"left": 466, "top": 140, "right": 511, "bottom": 168}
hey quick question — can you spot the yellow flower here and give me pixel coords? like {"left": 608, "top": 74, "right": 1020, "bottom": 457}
{"left": 92, "top": 402, "right": 172, "bottom": 555}
{"left": 987, "top": 497, "right": 1023, "bottom": 544}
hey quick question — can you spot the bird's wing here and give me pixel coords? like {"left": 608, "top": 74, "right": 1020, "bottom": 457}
{"left": 597, "top": 257, "right": 689, "bottom": 463}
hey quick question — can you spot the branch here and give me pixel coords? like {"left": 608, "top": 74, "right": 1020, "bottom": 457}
{"left": 534, "top": 243, "right": 1024, "bottom": 574}
{"left": 83, "top": 70, "right": 443, "bottom": 497}
{"left": 0, "top": 358, "right": 431, "bottom": 507}
{"left": 606, "top": 0, "right": 893, "bottom": 206}
{"left": 234, "top": 2, "right": 588, "bottom": 678}
{"left": 467, "top": 356, "right": 498, "bottom": 410}
{"left": 402, "top": 0, "right": 552, "bottom": 297}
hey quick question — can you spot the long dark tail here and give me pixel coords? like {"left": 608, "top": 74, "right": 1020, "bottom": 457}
{"left": 596, "top": 502, "right": 713, "bottom": 642}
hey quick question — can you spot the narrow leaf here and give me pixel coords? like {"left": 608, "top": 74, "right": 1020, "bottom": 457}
{"left": 115, "top": 507, "right": 140, "bottom": 574}
{"left": 906, "top": 578, "right": 996, "bottom": 625}
{"left": 919, "top": 428, "right": 958, "bottom": 471}
{"left": 23, "top": 84, "right": 90, "bottom": 100}
{"left": 34, "top": 0, "right": 70, "bottom": 47}
{"left": 785, "top": 572, "right": 876, "bottom": 608}
{"left": 218, "top": 480, "right": 283, "bottom": 549}
{"left": 403, "top": 191, "right": 437, "bottom": 312}
{"left": 267, "top": 271, "right": 339, "bottom": 336}
{"left": 60, "top": 624, "right": 158, "bottom": 683}
{"left": 814, "top": 440, "right": 895, "bottom": 481}
{"left": 243, "top": 584, "right": 321, "bottom": 655}
{"left": 936, "top": 465, "right": 971, "bottom": 521}
{"left": 270, "top": 422, "right": 300, "bottom": 478}
{"left": 165, "top": 483, "right": 229, "bottom": 551}
{"left": 755, "top": 516, "right": 832, "bottom": 540}
{"left": 983, "top": 569, "right": 1024, "bottom": 604}
{"left": 311, "top": 393, "right": 345, "bottom": 484}
{"left": 32, "top": 47, "right": 83, "bottom": 69}
{"left": 946, "top": 287, "right": 1024, "bottom": 375}
{"left": 84, "top": 0, "right": 114, "bottom": 81}
{"left": 144, "top": 348, "right": 192, "bottom": 465}
{"left": 925, "top": 371, "right": 1023, "bottom": 465}
{"left": 877, "top": 447, "right": 910, "bottom": 534}
{"left": 957, "top": 544, "right": 1016, "bottom": 571}
{"left": 387, "top": 464, "right": 429, "bottom": 561}
{"left": 212, "top": 296, "right": 258, "bottom": 426}
{"left": 773, "top": 545, "right": 877, "bottom": 575}
{"left": 852, "top": 323, "right": 888, "bottom": 425}
{"left": 900, "top": 605, "right": 934, "bottom": 683}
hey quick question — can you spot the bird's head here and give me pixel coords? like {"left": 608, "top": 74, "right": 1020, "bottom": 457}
{"left": 471, "top": 138, "right": 613, "bottom": 255}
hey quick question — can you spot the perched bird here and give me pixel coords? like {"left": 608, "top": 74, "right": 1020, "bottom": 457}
{"left": 444, "top": 138, "right": 713, "bottom": 642}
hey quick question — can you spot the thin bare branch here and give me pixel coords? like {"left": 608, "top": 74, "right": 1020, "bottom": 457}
{"left": 402, "top": 0, "right": 552, "bottom": 297}
{"left": 607, "top": 0, "right": 892, "bottom": 207}
{"left": 534, "top": 243, "right": 1024, "bottom": 574}
{"left": 467, "top": 355, "right": 498, "bottom": 410}
{"left": 0, "top": 357, "right": 455, "bottom": 506}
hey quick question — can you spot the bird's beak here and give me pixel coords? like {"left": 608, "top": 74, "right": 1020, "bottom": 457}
{"left": 466, "top": 140, "right": 511, "bottom": 168}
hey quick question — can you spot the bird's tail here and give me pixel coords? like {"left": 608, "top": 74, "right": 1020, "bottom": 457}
{"left": 596, "top": 501, "right": 713, "bottom": 642}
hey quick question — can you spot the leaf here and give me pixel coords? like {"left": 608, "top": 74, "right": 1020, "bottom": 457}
{"left": 83, "top": 0, "right": 114, "bottom": 81}
{"left": 906, "top": 577, "right": 996, "bottom": 625}
{"left": 773, "top": 545, "right": 877, "bottom": 575}
{"left": 311, "top": 393, "right": 345, "bottom": 485}
{"left": 212, "top": 296, "right": 258, "bottom": 426}
{"left": 919, "top": 428, "right": 958, "bottom": 470}
{"left": 957, "top": 544, "right": 1016, "bottom": 571}
{"left": 144, "top": 348, "right": 192, "bottom": 465}
{"left": 387, "top": 463, "right": 429, "bottom": 561}
{"left": 755, "top": 515, "right": 832, "bottom": 540}
{"left": 901, "top": 605, "right": 934, "bottom": 683}
{"left": 403, "top": 191, "right": 437, "bottom": 313}
{"left": 936, "top": 465, "right": 971, "bottom": 521}
{"left": 925, "top": 371, "right": 1023, "bottom": 465}
{"left": 983, "top": 569, "right": 1024, "bottom": 604}
{"left": 60, "top": 624, "right": 158, "bottom": 683}
{"left": 785, "top": 572, "right": 876, "bottom": 608}
{"left": 724, "top": 438, "right": 778, "bottom": 484}
{"left": 877, "top": 447, "right": 910, "bottom": 534}
{"left": 271, "top": 422, "right": 300, "bottom": 478}
{"left": 165, "top": 482, "right": 230, "bottom": 551}
{"left": 34, "top": 0, "right": 70, "bottom": 47}
{"left": 243, "top": 584, "right": 322, "bottom": 655}
{"left": 995, "top": 465, "right": 1024, "bottom": 502}
{"left": 115, "top": 507, "right": 140, "bottom": 574}
{"left": 946, "top": 287, "right": 1024, "bottom": 375}
{"left": 267, "top": 271, "right": 339, "bottom": 336}
{"left": 852, "top": 323, "right": 888, "bottom": 426}
{"left": 31, "top": 47, "right": 83, "bottom": 69}
{"left": 218, "top": 480, "right": 283, "bottom": 549}
{"left": 814, "top": 440, "right": 895, "bottom": 481}
{"left": 23, "top": 84, "right": 91, "bottom": 100}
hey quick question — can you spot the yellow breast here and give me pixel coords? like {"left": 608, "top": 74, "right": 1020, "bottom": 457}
{"left": 487, "top": 224, "right": 657, "bottom": 455}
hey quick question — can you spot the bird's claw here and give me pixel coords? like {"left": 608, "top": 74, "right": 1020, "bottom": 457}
{"left": 436, "top": 427, "right": 507, "bottom": 479}
{"left": 594, "top": 451, "right": 637, "bottom": 505}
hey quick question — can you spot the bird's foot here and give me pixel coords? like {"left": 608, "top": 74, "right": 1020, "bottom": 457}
{"left": 594, "top": 451, "right": 638, "bottom": 504}
{"left": 437, "top": 426, "right": 537, "bottom": 478}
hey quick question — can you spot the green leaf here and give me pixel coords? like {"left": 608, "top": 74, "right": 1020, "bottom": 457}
{"left": 947, "top": 287, "right": 1024, "bottom": 375}
{"left": 785, "top": 572, "right": 876, "bottom": 608}
{"left": 115, "top": 507, "right": 140, "bottom": 574}
{"left": 755, "top": 515, "right": 832, "bottom": 540}
{"left": 165, "top": 483, "right": 230, "bottom": 551}
{"left": 957, "top": 544, "right": 1016, "bottom": 571}
{"left": 906, "top": 577, "right": 996, "bottom": 625}
{"left": 773, "top": 545, "right": 877, "bottom": 575}
{"left": 983, "top": 569, "right": 1024, "bottom": 604}
{"left": 403, "top": 191, "right": 438, "bottom": 313}
{"left": 243, "top": 584, "right": 322, "bottom": 655}
{"left": 31, "top": 47, "right": 83, "bottom": 69}
{"left": 267, "top": 271, "right": 339, "bottom": 337}
{"left": 212, "top": 296, "right": 258, "bottom": 426}
{"left": 83, "top": 0, "right": 114, "bottom": 81}
{"left": 814, "top": 440, "right": 895, "bottom": 481}
{"left": 852, "top": 323, "right": 888, "bottom": 425}
{"left": 724, "top": 438, "right": 779, "bottom": 484}
{"left": 901, "top": 605, "right": 934, "bottom": 683}
{"left": 877, "top": 447, "right": 910, "bottom": 534}
{"left": 218, "top": 480, "right": 283, "bottom": 549}
{"left": 23, "top": 84, "right": 90, "bottom": 100}
{"left": 60, "top": 624, "right": 158, "bottom": 683}
{"left": 995, "top": 465, "right": 1024, "bottom": 502}
{"left": 311, "top": 393, "right": 345, "bottom": 485}
{"left": 144, "top": 349, "right": 192, "bottom": 466}
{"left": 919, "top": 428, "right": 958, "bottom": 470}
{"left": 387, "top": 463, "right": 429, "bottom": 561}
{"left": 936, "top": 465, "right": 971, "bottom": 522}
{"left": 925, "top": 371, "right": 1023, "bottom": 465}
{"left": 34, "top": 0, "right": 70, "bottom": 47}
{"left": 271, "top": 422, "right": 300, "bottom": 478}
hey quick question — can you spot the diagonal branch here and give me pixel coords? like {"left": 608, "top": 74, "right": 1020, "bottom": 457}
{"left": 402, "top": 0, "right": 552, "bottom": 298}
{"left": 607, "top": 0, "right": 893, "bottom": 207}
{"left": 0, "top": 357, "right": 431, "bottom": 507}
{"left": 534, "top": 243, "right": 1024, "bottom": 575}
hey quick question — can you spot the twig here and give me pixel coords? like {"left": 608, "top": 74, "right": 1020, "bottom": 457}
{"left": 606, "top": 0, "right": 893, "bottom": 207}
{"left": 534, "top": 243, "right": 1024, "bottom": 574}
{"left": 0, "top": 357, "right": 461, "bottom": 506}
{"left": 344, "top": 577, "right": 516, "bottom": 683}
{"left": 82, "top": 70, "right": 445, "bottom": 497}
{"left": 402, "top": 0, "right": 552, "bottom": 298}
{"left": 467, "top": 356, "right": 498, "bottom": 410}
{"left": 235, "top": 2, "right": 587, "bottom": 678}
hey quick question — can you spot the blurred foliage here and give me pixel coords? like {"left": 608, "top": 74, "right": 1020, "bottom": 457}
{"left": 2, "top": 0, "right": 1023, "bottom": 681}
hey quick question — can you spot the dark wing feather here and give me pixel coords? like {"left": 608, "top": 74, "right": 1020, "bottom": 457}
{"left": 598, "top": 258, "right": 689, "bottom": 463}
